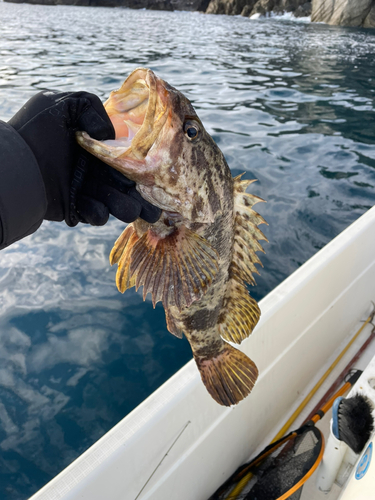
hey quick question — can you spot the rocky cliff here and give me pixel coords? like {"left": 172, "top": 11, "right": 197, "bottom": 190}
{"left": 4, "top": 0, "right": 210, "bottom": 9}
{"left": 4, "top": 0, "right": 311, "bottom": 15}
{"left": 311, "top": 0, "right": 375, "bottom": 27}
{"left": 205, "top": 0, "right": 312, "bottom": 17}
{"left": 5, "top": 0, "right": 375, "bottom": 27}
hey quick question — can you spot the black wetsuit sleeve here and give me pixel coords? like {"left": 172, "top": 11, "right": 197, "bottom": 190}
{"left": 0, "top": 121, "right": 47, "bottom": 250}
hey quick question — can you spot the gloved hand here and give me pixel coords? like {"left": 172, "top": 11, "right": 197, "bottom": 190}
{"left": 8, "top": 91, "right": 161, "bottom": 226}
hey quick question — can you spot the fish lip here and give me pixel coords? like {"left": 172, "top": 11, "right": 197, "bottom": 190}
{"left": 76, "top": 131, "right": 132, "bottom": 161}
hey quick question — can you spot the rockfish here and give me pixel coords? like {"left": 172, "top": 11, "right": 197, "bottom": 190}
{"left": 77, "top": 68, "right": 267, "bottom": 406}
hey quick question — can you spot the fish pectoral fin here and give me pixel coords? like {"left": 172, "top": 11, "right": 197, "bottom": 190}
{"left": 129, "top": 225, "right": 219, "bottom": 311}
{"left": 194, "top": 343, "right": 258, "bottom": 406}
{"left": 218, "top": 277, "right": 260, "bottom": 344}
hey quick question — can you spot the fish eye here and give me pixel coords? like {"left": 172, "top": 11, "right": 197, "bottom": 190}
{"left": 184, "top": 120, "right": 200, "bottom": 140}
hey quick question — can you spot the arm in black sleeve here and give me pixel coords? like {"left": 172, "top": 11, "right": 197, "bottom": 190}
{"left": 1, "top": 91, "right": 161, "bottom": 251}
{"left": 0, "top": 120, "right": 47, "bottom": 250}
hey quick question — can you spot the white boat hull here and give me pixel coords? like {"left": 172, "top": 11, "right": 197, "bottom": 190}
{"left": 31, "top": 206, "right": 375, "bottom": 500}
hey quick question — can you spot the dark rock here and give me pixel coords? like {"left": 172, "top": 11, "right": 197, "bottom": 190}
{"left": 247, "top": 0, "right": 308, "bottom": 16}
{"left": 250, "top": 0, "right": 275, "bottom": 16}
{"left": 364, "top": 3, "right": 375, "bottom": 27}
{"left": 171, "top": 0, "right": 211, "bottom": 10}
{"left": 294, "top": 1, "right": 311, "bottom": 17}
{"left": 272, "top": 0, "right": 310, "bottom": 14}
{"left": 240, "top": 0, "right": 256, "bottom": 15}
{"left": 4, "top": 0, "right": 209, "bottom": 9}
{"left": 206, "top": 0, "right": 249, "bottom": 15}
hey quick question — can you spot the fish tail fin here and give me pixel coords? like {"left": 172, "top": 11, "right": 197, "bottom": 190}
{"left": 193, "top": 342, "right": 258, "bottom": 406}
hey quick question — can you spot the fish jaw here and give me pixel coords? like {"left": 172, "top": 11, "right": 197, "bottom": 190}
{"left": 77, "top": 68, "right": 230, "bottom": 223}
{"left": 76, "top": 131, "right": 155, "bottom": 186}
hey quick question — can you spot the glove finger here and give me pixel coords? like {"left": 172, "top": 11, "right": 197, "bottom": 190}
{"left": 103, "top": 188, "right": 143, "bottom": 223}
{"left": 83, "top": 178, "right": 142, "bottom": 223}
{"left": 76, "top": 195, "right": 110, "bottom": 226}
{"left": 86, "top": 156, "right": 136, "bottom": 191}
{"left": 127, "top": 189, "right": 162, "bottom": 224}
{"left": 101, "top": 184, "right": 160, "bottom": 223}
{"left": 75, "top": 93, "right": 115, "bottom": 141}
{"left": 83, "top": 175, "right": 153, "bottom": 223}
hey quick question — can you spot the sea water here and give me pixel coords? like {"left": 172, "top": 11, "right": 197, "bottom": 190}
{"left": 0, "top": 3, "right": 374, "bottom": 498}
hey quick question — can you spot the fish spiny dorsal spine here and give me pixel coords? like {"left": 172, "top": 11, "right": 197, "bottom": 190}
{"left": 218, "top": 174, "right": 267, "bottom": 345}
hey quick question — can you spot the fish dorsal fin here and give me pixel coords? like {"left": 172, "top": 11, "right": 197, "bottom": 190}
{"left": 110, "top": 224, "right": 219, "bottom": 312}
{"left": 232, "top": 174, "right": 268, "bottom": 284}
{"left": 219, "top": 174, "right": 267, "bottom": 344}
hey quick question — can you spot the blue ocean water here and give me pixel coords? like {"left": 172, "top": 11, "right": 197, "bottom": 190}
{"left": 0, "top": 3, "right": 374, "bottom": 497}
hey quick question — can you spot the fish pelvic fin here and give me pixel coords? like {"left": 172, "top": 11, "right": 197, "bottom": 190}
{"left": 110, "top": 224, "right": 138, "bottom": 293}
{"left": 219, "top": 277, "right": 260, "bottom": 344}
{"left": 165, "top": 310, "right": 184, "bottom": 339}
{"left": 194, "top": 342, "right": 258, "bottom": 406}
{"left": 232, "top": 174, "right": 267, "bottom": 286}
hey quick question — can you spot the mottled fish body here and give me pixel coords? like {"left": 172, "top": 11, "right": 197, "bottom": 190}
{"left": 77, "top": 68, "right": 267, "bottom": 406}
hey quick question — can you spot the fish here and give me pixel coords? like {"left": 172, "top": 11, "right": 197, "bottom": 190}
{"left": 76, "top": 68, "right": 267, "bottom": 406}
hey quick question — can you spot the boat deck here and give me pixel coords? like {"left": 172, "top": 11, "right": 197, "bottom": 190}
{"left": 245, "top": 312, "right": 375, "bottom": 500}
{"left": 302, "top": 328, "right": 375, "bottom": 500}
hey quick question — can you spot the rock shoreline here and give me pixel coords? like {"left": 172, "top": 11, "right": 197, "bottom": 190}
{"left": 4, "top": 0, "right": 375, "bottom": 28}
{"left": 4, "top": 0, "right": 210, "bottom": 9}
{"left": 3, "top": 0, "right": 313, "bottom": 18}
{"left": 206, "top": 0, "right": 311, "bottom": 19}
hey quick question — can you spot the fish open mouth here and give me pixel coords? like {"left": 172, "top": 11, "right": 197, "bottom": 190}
{"left": 76, "top": 68, "right": 168, "bottom": 179}
{"left": 103, "top": 71, "right": 151, "bottom": 153}
{"left": 102, "top": 68, "right": 168, "bottom": 161}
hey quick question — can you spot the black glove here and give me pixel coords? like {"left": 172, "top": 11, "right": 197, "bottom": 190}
{"left": 8, "top": 91, "right": 161, "bottom": 226}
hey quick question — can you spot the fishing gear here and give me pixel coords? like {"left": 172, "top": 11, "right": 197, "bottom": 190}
{"left": 317, "top": 392, "right": 374, "bottom": 493}
{"left": 210, "top": 371, "right": 362, "bottom": 500}
{"left": 209, "top": 307, "right": 375, "bottom": 500}
{"left": 209, "top": 308, "right": 375, "bottom": 500}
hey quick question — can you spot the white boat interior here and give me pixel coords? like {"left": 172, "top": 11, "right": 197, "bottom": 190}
{"left": 30, "top": 205, "right": 375, "bottom": 500}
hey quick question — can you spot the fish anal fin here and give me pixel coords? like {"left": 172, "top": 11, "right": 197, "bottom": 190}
{"left": 129, "top": 225, "right": 219, "bottom": 311}
{"left": 194, "top": 343, "right": 258, "bottom": 406}
{"left": 219, "top": 278, "right": 260, "bottom": 344}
